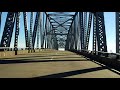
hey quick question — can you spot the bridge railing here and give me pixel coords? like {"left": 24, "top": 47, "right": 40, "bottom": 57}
{"left": 80, "top": 49, "right": 120, "bottom": 59}
{"left": 0, "top": 47, "right": 41, "bottom": 51}
{"left": 0, "top": 47, "right": 44, "bottom": 58}
{"left": 69, "top": 49, "right": 120, "bottom": 71}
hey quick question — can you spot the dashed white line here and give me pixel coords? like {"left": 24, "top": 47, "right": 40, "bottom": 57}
{"left": 51, "top": 57, "right": 53, "bottom": 60}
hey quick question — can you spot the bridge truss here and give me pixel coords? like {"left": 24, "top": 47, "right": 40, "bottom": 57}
{"left": 0, "top": 12, "right": 119, "bottom": 55}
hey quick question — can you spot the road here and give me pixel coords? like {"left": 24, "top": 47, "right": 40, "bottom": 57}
{"left": 0, "top": 49, "right": 120, "bottom": 78}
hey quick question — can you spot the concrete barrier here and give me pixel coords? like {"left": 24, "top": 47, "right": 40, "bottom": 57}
{"left": 0, "top": 49, "right": 37, "bottom": 58}
{"left": 0, "top": 49, "right": 55, "bottom": 59}
{"left": 0, "top": 51, "right": 15, "bottom": 58}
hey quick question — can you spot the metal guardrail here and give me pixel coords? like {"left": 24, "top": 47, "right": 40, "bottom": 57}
{"left": 69, "top": 49, "right": 120, "bottom": 72}
{"left": 69, "top": 49, "right": 120, "bottom": 59}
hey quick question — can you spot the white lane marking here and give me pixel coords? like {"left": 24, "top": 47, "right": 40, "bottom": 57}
{"left": 51, "top": 52, "right": 57, "bottom": 60}
{"left": 51, "top": 57, "right": 53, "bottom": 60}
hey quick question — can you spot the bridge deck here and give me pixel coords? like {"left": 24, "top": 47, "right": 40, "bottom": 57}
{"left": 0, "top": 49, "right": 120, "bottom": 78}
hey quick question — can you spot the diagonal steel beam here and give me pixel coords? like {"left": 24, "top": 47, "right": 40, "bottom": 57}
{"left": 0, "top": 12, "right": 15, "bottom": 47}
{"left": 50, "top": 18, "right": 73, "bottom": 29}
{"left": 45, "top": 13, "right": 71, "bottom": 30}
{"left": 49, "top": 18, "right": 68, "bottom": 30}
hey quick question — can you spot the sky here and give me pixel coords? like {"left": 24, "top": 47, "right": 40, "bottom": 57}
{"left": 0, "top": 12, "right": 116, "bottom": 53}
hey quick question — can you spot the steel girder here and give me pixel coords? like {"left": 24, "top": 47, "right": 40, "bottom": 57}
{"left": 44, "top": 16, "right": 48, "bottom": 49}
{"left": 0, "top": 12, "right": 2, "bottom": 31}
{"left": 14, "top": 12, "right": 20, "bottom": 51}
{"left": 93, "top": 14, "right": 97, "bottom": 52}
{"left": 95, "top": 12, "right": 107, "bottom": 52}
{"left": 29, "top": 12, "right": 33, "bottom": 51}
{"left": 116, "top": 12, "right": 120, "bottom": 53}
{"left": 84, "top": 12, "right": 87, "bottom": 49}
{"left": 41, "top": 13, "right": 45, "bottom": 48}
{"left": 36, "top": 13, "right": 41, "bottom": 49}
{"left": 0, "top": 12, "right": 15, "bottom": 47}
{"left": 32, "top": 12, "right": 40, "bottom": 48}
{"left": 23, "top": 12, "right": 29, "bottom": 48}
{"left": 85, "top": 12, "right": 92, "bottom": 50}
{"left": 79, "top": 12, "right": 84, "bottom": 50}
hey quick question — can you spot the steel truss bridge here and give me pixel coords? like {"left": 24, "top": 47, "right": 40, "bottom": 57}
{"left": 0, "top": 12, "right": 120, "bottom": 78}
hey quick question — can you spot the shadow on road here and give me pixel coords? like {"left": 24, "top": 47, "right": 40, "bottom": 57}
{"left": 0, "top": 59, "right": 88, "bottom": 64}
{"left": 33, "top": 66, "right": 107, "bottom": 78}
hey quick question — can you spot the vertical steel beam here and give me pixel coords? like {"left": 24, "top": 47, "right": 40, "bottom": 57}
{"left": 84, "top": 12, "right": 87, "bottom": 49}
{"left": 96, "top": 12, "right": 107, "bottom": 52}
{"left": 50, "top": 25, "right": 53, "bottom": 49}
{"left": 46, "top": 17, "right": 49, "bottom": 49}
{"left": 39, "top": 12, "right": 42, "bottom": 49}
{"left": 116, "top": 12, "right": 120, "bottom": 53}
{"left": 44, "top": 15, "right": 47, "bottom": 49}
{"left": 36, "top": 23, "right": 39, "bottom": 49}
{"left": 85, "top": 12, "right": 92, "bottom": 50}
{"left": 14, "top": 12, "right": 20, "bottom": 55}
{"left": 79, "top": 12, "right": 84, "bottom": 50}
{"left": 41, "top": 13, "right": 45, "bottom": 48}
{"left": 70, "top": 24, "right": 74, "bottom": 49}
{"left": 29, "top": 12, "right": 33, "bottom": 52}
{"left": 0, "top": 12, "right": 2, "bottom": 32}
{"left": 0, "top": 12, "right": 2, "bottom": 46}
{"left": 77, "top": 13, "right": 81, "bottom": 50}
{"left": 76, "top": 14, "right": 79, "bottom": 50}
{"left": 0, "top": 12, "right": 15, "bottom": 48}
{"left": 32, "top": 12, "right": 40, "bottom": 49}
{"left": 69, "top": 28, "right": 72, "bottom": 50}
{"left": 36, "top": 13, "right": 41, "bottom": 49}
{"left": 93, "top": 13, "right": 97, "bottom": 53}
{"left": 23, "top": 12, "right": 29, "bottom": 48}
{"left": 74, "top": 17, "right": 77, "bottom": 50}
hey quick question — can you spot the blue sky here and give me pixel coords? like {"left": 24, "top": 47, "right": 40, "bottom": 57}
{"left": 0, "top": 12, "right": 116, "bottom": 53}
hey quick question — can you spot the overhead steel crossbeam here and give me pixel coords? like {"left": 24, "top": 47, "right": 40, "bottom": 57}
{"left": 45, "top": 12, "right": 76, "bottom": 49}
{"left": 49, "top": 18, "right": 68, "bottom": 31}
{"left": 46, "top": 12, "right": 75, "bottom": 32}
{"left": 47, "top": 33, "right": 73, "bottom": 35}
{"left": 50, "top": 18, "right": 73, "bottom": 29}
{"left": 48, "top": 14, "right": 74, "bottom": 16}
{"left": 0, "top": 12, "right": 15, "bottom": 47}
